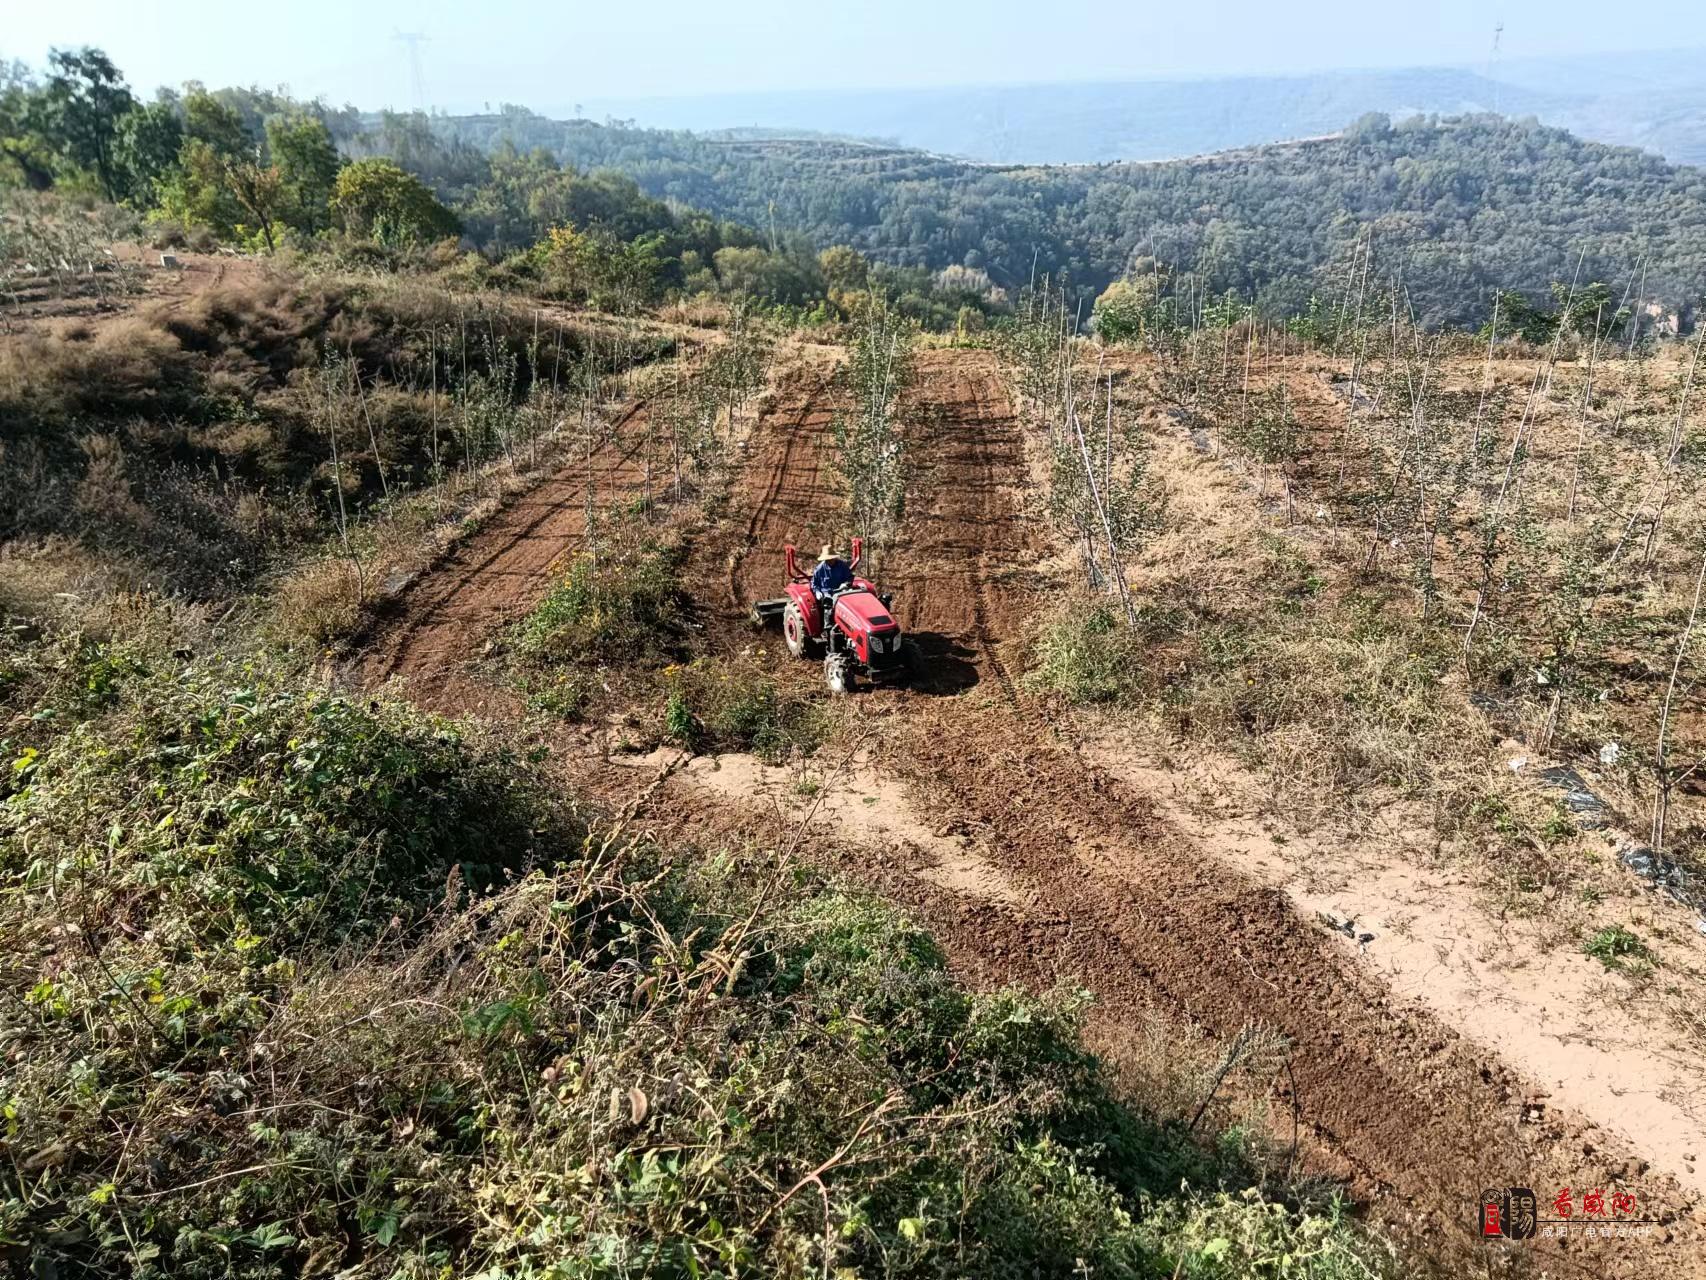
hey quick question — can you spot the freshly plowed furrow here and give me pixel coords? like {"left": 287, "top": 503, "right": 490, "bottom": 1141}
{"left": 879, "top": 707, "right": 1678, "bottom": 1276}
{"left": 723, "top": 369, "right": 843, "bottom": 614}
{"left": 859, "top": 349, "right": 1699, "bottom": 1276}
{"left": 880, "top": 352, "right": 1032, "bottom": 698}
{"left": 356, "top": 350, "right": 1703, "bottom": 1277}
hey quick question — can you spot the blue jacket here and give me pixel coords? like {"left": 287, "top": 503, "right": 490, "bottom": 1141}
{"left": 811, "top": 559, "right": 852, "bottom": 597}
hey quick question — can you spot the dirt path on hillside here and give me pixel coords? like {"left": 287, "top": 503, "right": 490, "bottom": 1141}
{"left": 356, "top": 348, "right": 1702, "bottom": 1276}
{"left": 354, "top": 404, "right": 656, "bottom": 708}
{"left": 721, "top": 364, "right": 843, "bottom": 614}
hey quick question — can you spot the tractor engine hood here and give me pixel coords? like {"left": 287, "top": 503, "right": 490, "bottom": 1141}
{"left": 833, "top": 590, "right": 900, "bottom": 639}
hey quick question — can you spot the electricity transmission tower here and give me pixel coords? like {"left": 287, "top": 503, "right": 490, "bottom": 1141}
{"left": 1486, "top": 21, "right": 1505, "bottom": 115}
{"left": 393, "top": 30, "right": 429, "bottom": 112}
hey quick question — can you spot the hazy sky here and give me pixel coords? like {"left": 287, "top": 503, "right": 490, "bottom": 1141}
{"left": 8, "top": 0, "right": 1706, "bottom": 113}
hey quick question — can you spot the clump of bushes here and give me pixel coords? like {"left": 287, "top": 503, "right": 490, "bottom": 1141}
{"left": 664, "top": 656, "right": 824, "bottom": 760}
{"left": 1583, "top": 924, "right": 1655, "bottom": 972}
{"left": 0, "top": 316, "right": 197, "bottom": 426}
{"left": 512, "top": 537, "right": 685, "bottom": 670}
{"left": 1, "top": 640, "right": 564, "bottom": 957}
{"left": 1026, "top": 598, "right": 1154, "bottom": 705}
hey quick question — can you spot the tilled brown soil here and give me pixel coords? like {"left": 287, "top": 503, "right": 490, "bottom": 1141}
{"left": 354, "top": 404, "right": 656, "bottom": 709}
{"left": 721, "top": 364, "right": 844, "bottom": 615}
{"left": 357, "top": 347, "right": 1702, "bottom": 1277}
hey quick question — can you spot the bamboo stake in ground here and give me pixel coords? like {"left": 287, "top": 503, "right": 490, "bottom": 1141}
{"left": 322, "top": 349, "right": 364, "bottom": 604}
{"left": 1067, "top": 400, "right": 1137, "bottom": 626}
{"left": 1462, "top": 252, "right": 1586, "bottom": 664}
{"left": 348, "top": 342, "right": 390, "bottom": 503}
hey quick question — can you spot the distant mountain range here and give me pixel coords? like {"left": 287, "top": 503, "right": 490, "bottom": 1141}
{"left": 572, "top": 48, "right": 1706, "bottom": 167}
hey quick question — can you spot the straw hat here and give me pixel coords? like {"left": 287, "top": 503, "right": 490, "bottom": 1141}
{"left": 817, "top": 545, "right": 844, "bottom": 563}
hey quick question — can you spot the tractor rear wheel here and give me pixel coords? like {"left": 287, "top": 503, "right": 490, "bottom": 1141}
{"left": 783, "top": 603, "right": 808, "bottom": 658}
{"left": 825, "top": 653, "right": 854, "bottom": 695}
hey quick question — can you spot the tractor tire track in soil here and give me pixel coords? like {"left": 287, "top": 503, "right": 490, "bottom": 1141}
{"left": 881, "top": 352, "right": 1032, "bottom": 700}
{"left": 355, "top": 404, "right": 655, "bottom": 708}
{"left": 358, "top": 350, "right": 1702, "bottom": 1276}
{"left": 721, "top": 365, "right": 843, "bottom": 615}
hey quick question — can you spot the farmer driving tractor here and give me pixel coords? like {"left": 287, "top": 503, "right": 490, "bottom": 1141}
{"left": 810, "top": 545, "right": 853, "bottom": 601}
{"left": 750, "top": 536, "right": 906, "bottom": 694}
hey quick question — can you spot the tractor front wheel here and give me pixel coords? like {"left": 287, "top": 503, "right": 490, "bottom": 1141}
{"left": 783, "top": 603, "right": 809, "bottom": 658}
{"left": 825, "top": 653, "right": 855, "bottom": 695}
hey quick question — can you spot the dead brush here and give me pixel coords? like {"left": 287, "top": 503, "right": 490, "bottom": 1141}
{"left": 268, "top": 555, "right": 368, "bottom": 648}
{"left": 0, "top": 315, "right": 195, "bottom": 423}
{"left": 71, "top": 433, "right": 148, "bottom": 528}
{"left": 656, "top": 296, "right": 732, "bottom": 329}
{"left": 1087, "top": 283, "right": 1706, "bottom": 897}
{"left": 0, "top": 537, "right": 155, "bottom": 635}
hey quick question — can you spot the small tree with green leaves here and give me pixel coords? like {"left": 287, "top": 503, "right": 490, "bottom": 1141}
{"left": 704, "top": 295, "right": 770, "bottom": 439}
{"left": 1092, "top": 279, "right": 1150, "bottom": 344}
{"left": 39, "top": 48, "right": 135, "bottom": 200}
{"left": 834, "top": 296, "right": 914, "bottom": 549}
{"left": 331, "top": 158, "right": 459, "bottom": 245}
{"left": 266, "top": 114, "right": 341, "bottom": 235}
{"left": 167, "top": 93, "right": 285, "bottom": 249}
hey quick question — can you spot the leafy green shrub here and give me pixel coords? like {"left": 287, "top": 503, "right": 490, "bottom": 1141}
{"left": 1143, "top": 1187, "right": 1388, "bottom": 1279}
{"left": 1092, "top": 279, "right": 1152, "bottom": 344}
{"left": 1225, "top": 384, "right": 1301, "bottom": 468}
{"left": 4, "top": 835, "right": 1389, "bottom": 1278}
{"left": 1540, "top": 805, "right": 1578, "bottom": 846}
{"left": 0, "top": 628, "right": 1391, "bottom": 1278}
{"left": 664, "top": 685, "right": 698, "bottom": 742}
{"left": 519, "top": 666, "right": 602, "bottom": 721}
{"left": 664, "top": 657, "right": 823, "bottom": 760}
{"left": 2, "top": 643, "right": 565, "bottom": 958}
{"left": 513, "top": 540, "right": 684, "bottom": 669}
{"left": 1025, "top": 599, "right": 1150, "bottom": 704}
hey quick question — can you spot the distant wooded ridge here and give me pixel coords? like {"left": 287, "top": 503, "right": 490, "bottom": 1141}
{"left": 368, "top": 107, "right": 1706, "bottom": 329}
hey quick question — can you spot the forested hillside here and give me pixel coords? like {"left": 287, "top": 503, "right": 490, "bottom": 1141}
{"left": 394, "top": 109, "right": 1706, "bottom": 327}
{"left": 0, "top": 54, "right": 1002, "bottom": 331}
{"left": 7, "top": 48, "right": 1706, "bottom": 333}
{"left": 1495, "top": 46, "right": 1706, "bottom": 168}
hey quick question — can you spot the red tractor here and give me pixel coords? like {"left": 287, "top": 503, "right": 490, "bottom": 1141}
{"left": 750, "top": 537, "right": 908, "bottom": 693}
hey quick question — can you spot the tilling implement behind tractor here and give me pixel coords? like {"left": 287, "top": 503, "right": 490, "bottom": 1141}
{"left": 750, "top": 537, "right": 909, "bottom": 693}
